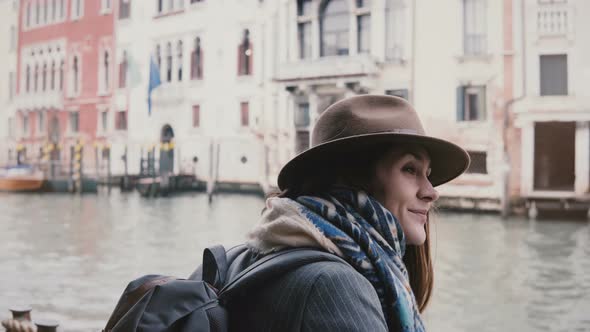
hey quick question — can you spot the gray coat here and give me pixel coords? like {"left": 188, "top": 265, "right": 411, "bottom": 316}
{"left": 229, "top": 260, "right": 389, "bottom": 332}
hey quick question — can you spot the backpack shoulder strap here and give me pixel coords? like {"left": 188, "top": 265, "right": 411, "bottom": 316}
{"left": 202, "top": 245, "right": 228, "bottom": 289}
{"left": 219, "top": 248, "right": 348, "bottom": 299}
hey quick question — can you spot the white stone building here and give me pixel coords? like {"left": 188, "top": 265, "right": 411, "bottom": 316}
{"left": 512, "top": 0, "right": 590, "bottom": 210}
{"left": 0, "top": 0, "right": 19, "bottom": 166}
{"left": 113, "top": 0, "right": 272, "bottom": 188}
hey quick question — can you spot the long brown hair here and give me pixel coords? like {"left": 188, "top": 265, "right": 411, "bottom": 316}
{"left": 271, "top": 144, "right": 434, "bottom": 312}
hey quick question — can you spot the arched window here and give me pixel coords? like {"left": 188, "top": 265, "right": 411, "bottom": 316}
{"left": 156, "top": 44, "right": 161, "bottom": 68}
{"left": 26, "top": 2, "right": 31, "bottom": 27}
{"left": 177, "top": 40, "right": 183, "bottom": 81}
{"left": 72, "top": 56, "right": 79, "bottom": 94}
{"left": 51, "top": 0, "right": 57, "bottom": 21}
{"left": 50, "top": 61, "right": 56, "bottom": 90}
{"left": 191, "top": 37, "right": 203, "bottom": 80}
{"left": 34, "top": 64, "right": 39, "bottom": 91}
{"left": 166, "top": 42, "right": 172, "bottom": 82}
{"left": 36, "top": 0, "right": 41, "bottom": 25}
{"left": 42, "top": 63, "right": 47, "bottom": 91}
{"left": 26, "top": 65, "right": 31, "bottom": 92}
{"left": 104, "top": 50, "right": 110, "bottom": 90}
{"left": 43, "top": 0, "right": 48, "bottom": 24}
{"left": 59, "top": 60, "right": 64, "bottom": 90}
{"left": 119, "top": 51, "right": 128, "bottom": 88}
{"left": 237, "top": 29, "right": 252, "bottom": 76}
{"left": 320, "top": 0, "right": 349, "bottom": 56}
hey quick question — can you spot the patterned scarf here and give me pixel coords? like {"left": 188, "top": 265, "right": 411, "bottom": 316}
{"left": 248, "top": 188, "right": 425, "bottom": 332}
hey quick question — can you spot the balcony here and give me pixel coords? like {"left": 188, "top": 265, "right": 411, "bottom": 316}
{"left": 275, "top": 55, "right": 379, "bottom": 83}
{"left": 14, "top": 91, "right": 63, "bottom": 111}
{"left": 536, "top": 2, "right": 573, "bottom": 38}
{"left": 151, "top": 83, "right": 186, "bottom": 108}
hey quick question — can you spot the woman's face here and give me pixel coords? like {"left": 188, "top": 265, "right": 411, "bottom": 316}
{"left": 371, "top": 145, "right": 439, "bottom": 245}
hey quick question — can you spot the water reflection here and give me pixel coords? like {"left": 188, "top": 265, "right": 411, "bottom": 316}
{"left": 0, "top": 193, "right": 588, "bottom": 332}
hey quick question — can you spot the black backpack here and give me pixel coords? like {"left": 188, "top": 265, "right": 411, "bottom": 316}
{"left": 104, "top": 244, "right": 347, "bottom": 332}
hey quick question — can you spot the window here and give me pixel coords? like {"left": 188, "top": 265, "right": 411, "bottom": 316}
{"left": 72, "top": 0, "right": 84, "bottom": 20}
{"left": 119, "top": 51, "right": 128, "bottom": 88}
{"left": 157, "top": 0, "right": 163, "bottom": 13}
{"left": 9, "top": 72, "right": 14, "bottom": 100}
{"left": 119, "top": 0, "right": 131, "bottom": 19}
{"left": 456, "top": 85, "right": 486, "bottom": 121}
{"left": 38, "top": 111, "right": 45, "bottom": 133}
{"left": 60, "top": 0, "right": 65, "bottom": 19}
{"left": 23, "top": 114, "right": 29, "bottom": 135}
{"left": 50, "top": 61, "right": 56, "bottom": 90}
{"left": 356, "top": 0, "right": 371, "bottom": 7}
{"left": 10, "top": 26, "right": 16, "bottom": 51}
{"left": 240, "top": 102, "right": 249, "bottom": 126}
{"left": 297, "top": 0, "right": 312, "bottom": 16}
{"left": 295, "top": 102, "right": 310, "bottom": 128}
{"left": 115, "top": 111, "right": 127, "bottom": 130}
{"left": 168, "top": 0, "right": 174, "bottom": 11}
{"left": 385, "top": 89, "right": 409, "bottom": 100}
{"left": 463, "top": 0, "right": 487, "bottom": 55}
{"left": 70, "top": 112, "right": 79, "bottom": 132}
{"left": 297, "top": 0, "right": 312, "bottom": 59}
{"left": 298, "top": 22, "right": 311, "bottom": 59}
{"left": 26, "top": 3, "right": 31, "bottom": 27}
{"left": 103, "top": 50, "right": 110, "bottom": 91}
{"left": 42, "top": 63, "right": 47, "bottom": 91}
{"left": 320, "top": 0, "right": 350, "bottom": 56}
{"left": 36, "top": 1, "right": 40, "bottom": 24}
{"left": 166, "top": 42, "right": 172, "bottom": 82}
{"left": 466, "top": 151, "right": 487, "bottom": 174}
{"left": 43, "top": 0, "right": 48, "bottom": 23}
{"left": 238, "top": 29, "right": 252, "bottom": 76}
{"left": 101, "top": 0, "right": 112, "bottom": 13}
{"left": 190, "top": 0, "right": 204, "bottom": 3}
{"left": 72, "top": 55, "right": 80, "bottom": 95}
{"left": 51, "top": 0, "right": 57, "bottom": 21}
{"left": 8, "top": 117, "right": 14, "bottom": 138}
{"left": 177, "top": 40, "right": 183, "bottom": 81}
{"left": 357, "top": 14, "right": 370, "bottom": 53}
{"left": 191, "top": 37, "right": 203, "bottom": 80}
{"left": 192, "top": 105, "right": 200, "bottom": 127}
{"left": 156, "top": 45, "right": 161, "bottom": 68}
{"left": 101, "top": 111, "right": 108, "bottom": 131}
{"left": 34, "top": 64, "right": 39, "bottom": 91}
{"left": 59, "top": 60, "right": 64, "bottom": 90}
{"left": 26, "top": 65, "right": 31, "bottom": 92}
{"left": 540, "top": 54, "right": 568, "bottom": 96}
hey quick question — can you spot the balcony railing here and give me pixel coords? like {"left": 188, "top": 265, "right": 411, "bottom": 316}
{"left": 14, "top": 91, "right": 63, "bottom": 111}
{"left": 537, "top": 2, "right": 572, "bottom": 37}
{"left": 275, "top": 54, "right": 379, "bottom": 82}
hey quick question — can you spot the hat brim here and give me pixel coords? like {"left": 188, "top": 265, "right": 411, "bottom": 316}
{"left": 278, "top": 132, "right": 470, "bottom": 190}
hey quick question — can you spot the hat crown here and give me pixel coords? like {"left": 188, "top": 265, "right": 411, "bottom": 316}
{"left": 312, "top": 95, "right": 426, "bottom": 147}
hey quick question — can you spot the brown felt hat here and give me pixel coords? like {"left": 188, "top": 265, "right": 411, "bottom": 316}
{"left": 277, "top": 94, "right": 470, "bottom": 190}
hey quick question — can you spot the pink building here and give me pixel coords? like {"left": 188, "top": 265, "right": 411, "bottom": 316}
{"left": 13, "top": 0, "right": 115, "bottom": 171}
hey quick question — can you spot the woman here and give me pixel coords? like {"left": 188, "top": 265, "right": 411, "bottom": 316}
{"left": 241, "top": 95, "right": 470, "bottom": 331}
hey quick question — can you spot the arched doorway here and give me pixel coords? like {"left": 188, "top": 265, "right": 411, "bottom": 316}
{"left": 159, "top": 124, "right": 175, "bottom": 174}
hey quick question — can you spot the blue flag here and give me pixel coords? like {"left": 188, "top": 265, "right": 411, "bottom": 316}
{"left": 147, "top": 56, "right": 162, "bottom": 116}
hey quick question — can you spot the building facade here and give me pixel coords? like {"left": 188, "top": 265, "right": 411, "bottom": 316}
{"left": 11, "top": 0, "right": 115, "bottom": 175}
{"left": 511, "top": 0, "right": 590, "bottom": 210}
{"left": 0, "top": 0, "right": 19, "bottom": 166}
{"left": 114, "top": 0, "right": 271, "bottom": 187}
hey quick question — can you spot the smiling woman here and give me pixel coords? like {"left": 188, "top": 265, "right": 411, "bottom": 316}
{"left": 239, "top": 95, "right": 471, "bottom": 332}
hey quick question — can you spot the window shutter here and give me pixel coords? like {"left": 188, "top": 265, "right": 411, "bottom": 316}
{"left": 248, "top": 45, "right": 253, "bottom": 75}
{"left": 456, "top": 86, "right": 465, "bottom": 121}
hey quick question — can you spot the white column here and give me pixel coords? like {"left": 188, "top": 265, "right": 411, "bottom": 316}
{"left": 521, "top": 121, "right": 534, "bottom": 196}
{"left": 575, "top": 121, "right": 589, "bottom": 195}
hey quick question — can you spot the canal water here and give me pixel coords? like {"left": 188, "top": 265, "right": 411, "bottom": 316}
{"left": 0, "top": 191, "right": 589, "bottom": 332}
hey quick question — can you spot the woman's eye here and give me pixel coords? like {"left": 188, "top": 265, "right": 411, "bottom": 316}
{"left": 403, "top": 166, "right": 416, "bottom": 174}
